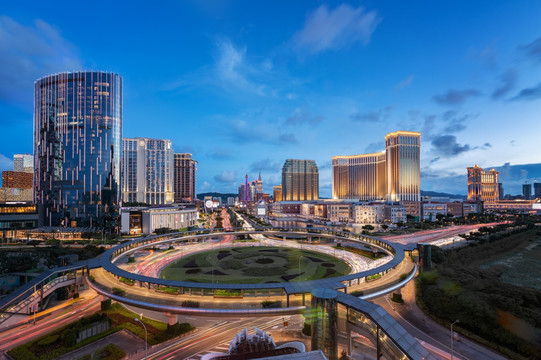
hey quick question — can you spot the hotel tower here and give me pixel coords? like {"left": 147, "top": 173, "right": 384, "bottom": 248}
{"left": 332, "top": 131, "right": 420, "bottom": 202}
{"left": 34, "top": 71, "right": 122, "bottom": 227}
{"left": 282, "top": 159, "right": 319, "bottom": 201}
{"left": 467, "top": 165, "right": 499, "bottom": 202}
{"left": 122, "top": 138, "right": 174, "bottom": 205}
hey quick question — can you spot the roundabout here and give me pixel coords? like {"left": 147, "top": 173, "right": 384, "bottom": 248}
{"left": 158, "top": 246, "right": 351, "bottom": 284}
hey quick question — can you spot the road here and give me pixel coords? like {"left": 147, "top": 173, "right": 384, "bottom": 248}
{"left": 131, "top": 315, "right": 306, "bottom": 360}
{"left": 0, "top": 291, "right": 101, "bottom": 358}
{"left": 382, "top": 223, "right": 504, "bottom": 245}
{"left": 371, "top": 278, "right": 507, "bottom": 360}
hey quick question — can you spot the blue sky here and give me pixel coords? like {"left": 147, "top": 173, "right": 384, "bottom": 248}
{"left": 1, "top": 0, "right": 541, "bottom": 196}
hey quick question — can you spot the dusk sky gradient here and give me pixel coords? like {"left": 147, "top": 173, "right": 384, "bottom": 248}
{"left": 1, "top": 1, "right": 541, "bottom": 197}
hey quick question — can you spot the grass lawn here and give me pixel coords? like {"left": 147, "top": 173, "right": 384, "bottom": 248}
{"left": 161, "top": 246, "right": 350, "bottom": 284}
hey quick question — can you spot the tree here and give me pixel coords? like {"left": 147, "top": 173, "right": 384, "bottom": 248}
{"left": 362, "top": 224, "right": 375, "bottom": 231}
{"left": 381, "top": 224, "right": 389, "bottom": 231}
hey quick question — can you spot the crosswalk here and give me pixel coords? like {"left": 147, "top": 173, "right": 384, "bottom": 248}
{"left": 186, "top": 342, "right": 231, "bottom": 360}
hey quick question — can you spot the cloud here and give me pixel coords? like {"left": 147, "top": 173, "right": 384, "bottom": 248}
{"left": 285, "top": 107, "right": 324, "bottom": 126}
{"left": 441, "top": 110, "right": 478, "bottom": 133}
{"left": 279, "top": 133, "right": 298, "bottom": 144}
{"left": 432, "top": 89, "right": 481, "bottom": 106}
{"left": 214, "top": 39, "right": 266, "bottom": 95}
{"left": 249, "top": 159, "right": 281, "bottom": 173}
{"left": 292, "top": 4, "right": 381, "bottom": 54}
{"left": 213, "top": 170, "right": 237, "bottom": 183}
{"left": 364, "top": 141, "right": 383, "bottom": 153}
{"left": 512, "top": 82, "right": 541, "bottom": 101}
{"left": 431, "top": 135, "right": 471, "bottom": 156}
{"left": 492, "top": 69, "right": 517, "bottom": 100}
{"left": 350, "top": 106, "right": 393, "bottom": 123}
{"left": 394, "top": 75, "right": 414, "bottom": 90}
{"left": 520, "top": 37, "right": 541, "bottom": 63}
{"left": 0, "top": 16, "right": 81, "bottom": 107}
{"left": 207, "top": 149, "right": 234, "bottom": 160}
{"left": 0, "top": 153, "right": 13, "bottom": 175}
{"left": 467, "top": 45, "right": 498, "bottom": 69}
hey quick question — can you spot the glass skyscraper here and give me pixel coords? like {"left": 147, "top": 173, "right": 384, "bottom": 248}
{"left": 34, "top": 71, "right": 122, "bottom": 228}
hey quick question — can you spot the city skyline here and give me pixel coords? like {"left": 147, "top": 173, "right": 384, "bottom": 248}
{"left": 1, "top": 1, "right": 541, "bottom": 197}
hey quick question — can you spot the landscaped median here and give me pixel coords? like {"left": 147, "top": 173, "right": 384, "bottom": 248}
{"left": 8, "top": 301, "right": 195, "bottom": 360}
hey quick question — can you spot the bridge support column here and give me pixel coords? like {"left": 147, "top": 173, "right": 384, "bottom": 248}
{"left": 286, "top": 294, "right": 290, "bottom": 307}
{"left": 165, "top": 313, "right": 178, "bottom": 326}
{"left": 302, "top": 292, "right": 305, "bottom": 305}
{"left": 376, "top": 325, "right": 381, "bottom": 359}
{"left": 311, "top": 288, "right": 338, "bottom": 360}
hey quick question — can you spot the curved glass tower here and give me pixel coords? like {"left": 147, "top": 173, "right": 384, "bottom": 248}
{"left": 34, "top": 71, "right": 122, "bottom": 228}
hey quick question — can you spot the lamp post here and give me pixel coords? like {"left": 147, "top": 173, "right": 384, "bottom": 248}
{"left": 451, "top": 319, "right": 459, "bottom": 360}
{"left": 134, "top": 318, "right": 148, "bottom": 359}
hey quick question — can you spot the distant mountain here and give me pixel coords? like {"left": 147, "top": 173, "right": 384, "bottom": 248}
{"left": 420, "top": 190, "right": 466, "bottom": 199}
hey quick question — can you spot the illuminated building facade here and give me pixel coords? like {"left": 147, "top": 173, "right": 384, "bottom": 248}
{"left": 122, "top": 138, "right": 174, "bottom": 205}
{"left": 34, "top": 72, "right": 122, "bottom": 228}
{"left": 173, "top": 153, "right": 197, "bottom": 202}
{"left": 273, "top": 185, "right": 282, "bottom": 202}
{"left": 2, "top": 171, "right": 33, "bottom": 189}
{"left": 332, "top": 131, "right": 420, "bottom": 202}
{"left": 282, "top": 159, "right": 319, "bottom": 201}
{"left": 467, "top": 165, "right": 499, "bottom": 202}
{"left": 385, "top": 131, "right": 421, "bottom": 201}
{"left": 332, "top": 152, "right": 386, "bottom": 200}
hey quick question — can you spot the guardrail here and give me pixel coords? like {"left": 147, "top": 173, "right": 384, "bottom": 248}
{"left": 0, "top": 275, "right": 76, "bottom": 326}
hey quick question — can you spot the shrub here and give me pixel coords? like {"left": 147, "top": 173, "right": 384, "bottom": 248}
{"left": 101, "top": 299, "right": 111, "bottom": 311}
{"left": 111, "top": 287, "right": 125, "bottom": 296}
{"left": 36, "top": 334, "right": 59, "bottom": 347}
{"left": 391, "top": 293, "right": 404, "bottom": 303}
{"left": 261, "top": 300, "right": 281, "bottom": 308}
{"left": 350, "top": 290, "right": 364, "bottom": 297}
{"left": 302, "top": 322, "right": 311, "bottom": 336}
{"left": 181, "top": 300, "right": 200, "bottom": 308}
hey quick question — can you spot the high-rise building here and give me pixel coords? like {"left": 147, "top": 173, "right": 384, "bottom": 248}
{"left": 467, "top": 165, "right": 499, "bottom": 202}
{"left": 273, "top": 185, "right": 282, "bottom": 202}
{"left": 523, "top": 183, "right": 532, "bottom": 200}
{"left": 332, "top": 152, "right": 386, "bottom": 200}
{"left": 282, "top": 159, "right": 319, "bottom": 201}
{"left": 122, "top": 138, "right": 174, "bottom": 205}
{"left": 332, "top": 131, "right": 420, "bottom": 202}
{"left": 34, "top": 71, "right": 122, "bottom": 228}
{"left": 534, "top": 181, "right": 541, "bottom": 199}
{"left": 385, "top": 131, "right": 421, "bottom": 202}
{"left": 498, "top": 183, "right": 504, "bottom": 200}
{"left": 255, "top": 172, "right": 263, "bottom": 194}
{"left": 173, "top": 153, "right": 197, "bottom": 202}
{"left": 13, "top": 154, "right": 33, "bottom": 173}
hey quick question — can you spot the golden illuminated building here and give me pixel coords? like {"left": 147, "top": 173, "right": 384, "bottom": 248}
{"left": 282, "top": 159, "right": 319, "bottom": 201}
{"left": 467, "top": 165, "right": 499, "bottom": 202}
{"left": 2, "top": 171, "right": 33, "bottom": 189}
{"left": 332, "top": 152, "right": 386, "bottom": 200}
{"left": 332, "top": 131, "right": 420, "bottom": 202}
{"left": 273, "top": 185, "right": 282, "bottom": 202}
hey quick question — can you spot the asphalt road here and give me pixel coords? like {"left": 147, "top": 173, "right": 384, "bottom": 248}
{"left": 371, "top": 279, "right": 508, "bottom": 360}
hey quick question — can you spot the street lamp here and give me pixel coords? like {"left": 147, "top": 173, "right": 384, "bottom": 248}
{"left": 450, "top": 319, "right": 459, "bottom": 360}
{"left": 134, "top": 317, "right": 148, "bottom": 359}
